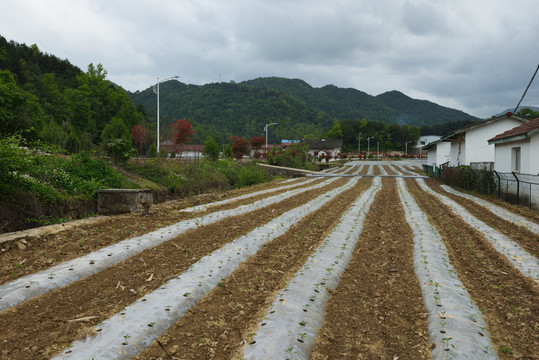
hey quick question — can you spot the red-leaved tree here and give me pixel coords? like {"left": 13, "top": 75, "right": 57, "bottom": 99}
{"left": 171, "top": 118, "right": 193, "bottom": 156}
{"left": 229, "top": 135, "right": 249, "bottom": 160}
{"left": 250, "top": 136, "right": 265, "bottom": 151}
{"left": 131, "top": 125, "right": 147, "bottom": 155}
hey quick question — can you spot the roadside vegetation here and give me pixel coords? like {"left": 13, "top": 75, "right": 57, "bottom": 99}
{"left": 0, "top": 134, "right": 273, "bottom": 233}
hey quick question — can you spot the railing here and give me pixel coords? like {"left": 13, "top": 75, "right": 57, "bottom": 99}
{"left": 494, "top": 171, "right": 539, "bottom": 210}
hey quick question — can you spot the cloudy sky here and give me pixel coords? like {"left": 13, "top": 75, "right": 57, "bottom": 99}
{"left": 1, "top": 0, "right": 538, "bottom": 118}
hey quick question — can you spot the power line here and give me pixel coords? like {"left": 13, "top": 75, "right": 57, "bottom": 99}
{"left": 513, "top": 63, "right": 539, "bottom": 114}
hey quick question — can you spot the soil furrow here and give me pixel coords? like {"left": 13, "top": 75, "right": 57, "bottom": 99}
{"left": 310, "top": 178, "right": 431, "bottom": 359}
{"left": 133, "top": 178, "right": 374, "bottom": 360}
{"left": 0, "top": 178, "right": 348, "bottom": 360}
{"left": 441, "top": 186, "right": 539, "bottom": 224}
{"left": 406, "top": 178, "right": 539, "bottom": 359}
{"left": 0, "top": 178, "right": 324, "bottom": 285}
{"left": 426, "top": 180, "right": 539, "bottom": 257}
{"left": 383, "top": 164, "right": 397, "bottom": 175}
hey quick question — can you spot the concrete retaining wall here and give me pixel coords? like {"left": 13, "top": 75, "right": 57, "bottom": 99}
{"left": 97, "top": 189, "right": 153, "bottom": 215}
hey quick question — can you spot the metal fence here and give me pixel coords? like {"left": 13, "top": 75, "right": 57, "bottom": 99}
{"left": 423, "top": 164, "right": 440, "bottom": 178}
{"left": 494, "top": 171, "right": 539, "bottom": 210}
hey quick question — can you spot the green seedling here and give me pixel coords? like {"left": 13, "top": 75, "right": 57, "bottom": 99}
{"left": 500, "top": 345, "right": 513, "bottom": 354}
{"left": 183, "top": 292, "right": 191, "bottom": 297}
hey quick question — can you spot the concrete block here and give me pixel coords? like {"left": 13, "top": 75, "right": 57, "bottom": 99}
{"left": 97, "top": 189, "right": 153, "bottom": 215}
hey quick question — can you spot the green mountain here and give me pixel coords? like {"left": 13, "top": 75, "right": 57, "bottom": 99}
{"left": 241, "top": 77, "right": 399, "bottom": 123}
{"left": 128, "top": 81, "right": 335, "bottom": 145}
{"left": 375, "top": 90, "right": 478, "bottom": 126}
{"left": 242, "top": 77, "right": 480, "bottom": 126}
{"left": 129, "top": 77, "right": 481, "bottom": 145}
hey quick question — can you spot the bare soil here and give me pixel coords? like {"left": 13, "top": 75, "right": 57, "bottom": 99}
{"left": 0, "top": 167, "right": 537, "bottom": 360}
{"left": 407, "top": 178, "right": 539, "bottom": 359}
{"left": 311, "top": 178, "right": 431, "bottom": 359}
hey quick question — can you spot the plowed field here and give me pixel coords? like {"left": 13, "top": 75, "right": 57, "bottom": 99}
{"left": 0, "top": 161, "right": 537, "bottom": 360}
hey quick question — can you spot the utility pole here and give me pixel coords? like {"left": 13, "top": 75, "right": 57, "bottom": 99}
{"left": 357, "top": 132, "right": 361, "bottom": 159}
{"left": 367, "top": 136, "right": 374, "bottom": 158}
{"left": 405, "top": 141, "right": 411, "bottom": 156}
{"left": 153, "top": 75, "right": 179, "bottom": 154}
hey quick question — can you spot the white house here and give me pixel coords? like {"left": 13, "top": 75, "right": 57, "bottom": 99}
{"left": 160, "top": 140, "right": 204, "bottom": 159}
{"left": 422, "top": 139, "right": 451, "bottom": 167}
{"left": 488, "top": 117, "right": 539, "bottom": 175}
{"left": 417, "top": 135, "right": 441, "bottom": 148}
{"left": 443, "top": 113, "right": 527, "bottom": 169}
{"left": 302, "top": 139, "right": 343, "bottom": 158}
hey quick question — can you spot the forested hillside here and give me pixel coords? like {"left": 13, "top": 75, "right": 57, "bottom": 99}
{"left": 0, "top": 35, "right": 147, "bottom": 152}
{"left": 129, "top": 81, "right": 334, "bottom": 145}
{"left": 242, "top": 77, "right": 480, "bottom": 126}
{"left": 2, "top": 35, "right": 481, "bottom": 153}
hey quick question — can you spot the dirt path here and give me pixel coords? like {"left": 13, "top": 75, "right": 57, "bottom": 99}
{"left": 406, "top": 178, "right": 539, "bottom": 359}
{"left": 311, "top": 178, "right": 431, "bottom": 359}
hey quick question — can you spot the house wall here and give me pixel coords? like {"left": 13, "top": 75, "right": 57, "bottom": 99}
{"left": 494, "top": 139, "right": 535, "bottom": 173}
{"left": 426, "top": 147, "right": 437, "bottom": 166}
{"left": 436, "top": 142, "right": 451, "bottom": 166}
{"left": 494, "top": 137, "right": 539, "bottom": 209}
{"left": 418, "top": 135, "right": 441, "bottom": 148}
{"left": 493, "top": 143, "right": 512, "bottom": 173}
{"left": 462, "top": 119, "right": 525, "bottom": 166}
{"left": 450, "top": 135, "right": 465, "bottom": 166}
{"left": 530, "top": 134, "right": 539, "bottom": 175}
{"left": 181, "top": 150, "right": 202, "bottom": 159}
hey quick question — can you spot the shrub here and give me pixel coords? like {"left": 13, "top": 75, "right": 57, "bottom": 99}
{"left": 203, "top": 136, "right": 220, "bottom": 161}
{"left": 266, "top": 143, "right": 315, "bottom": 170}
{"left": 105, "top": 138, "right": 136, "bottom": 164}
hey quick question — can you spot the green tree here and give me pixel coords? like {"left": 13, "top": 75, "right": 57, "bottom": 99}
{"left": 203, "top": 136, "right": 220, "bottom": 161}
{"left": 223, "top": 144, "right": 233, "bottom": 159}
{"left": 40, "top": 119, "right": 66, "bottom": 147}
{"left": 147, "top": 143, "right": 157, "bottom": 158}
{"left": 323, "top": 121, "right": 343, "bottom": 139}
{"left": 105, "top": 138, "right": 135, "bottom": 163}
{"left": 517, "top": 107, "right": 539, "bottom": 119}
{"left": 0, "top": 69, "right": 45, "bottom": 138}
{"left": 101, "top": 116, "right": 130, "bottom": 144}
{"left": 65, "top": 128, "right": 81, "bottom": 154}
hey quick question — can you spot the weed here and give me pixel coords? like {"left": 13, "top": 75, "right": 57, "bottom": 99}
{"left": 500, "top": 345, "right": 513, "bottom": 354}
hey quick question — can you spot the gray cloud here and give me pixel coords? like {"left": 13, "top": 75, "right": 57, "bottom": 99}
{"left": 1, "top": 0, "right": 538, "bottom": 118}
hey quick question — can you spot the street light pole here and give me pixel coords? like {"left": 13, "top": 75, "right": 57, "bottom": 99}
{"left": 405, "top": 141, "right": 411, "bottom": 156}
{"left": 153, "top": 75, "right": 179, "bottom": 154}
{"left": 367, "top": 136, "right": 374, "bottom": 158}
{"left": 264, "top": 122, "right": 278, "bottom": 150}
{"left": 357, "top": 132, "right": 361, "bottom": 158}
